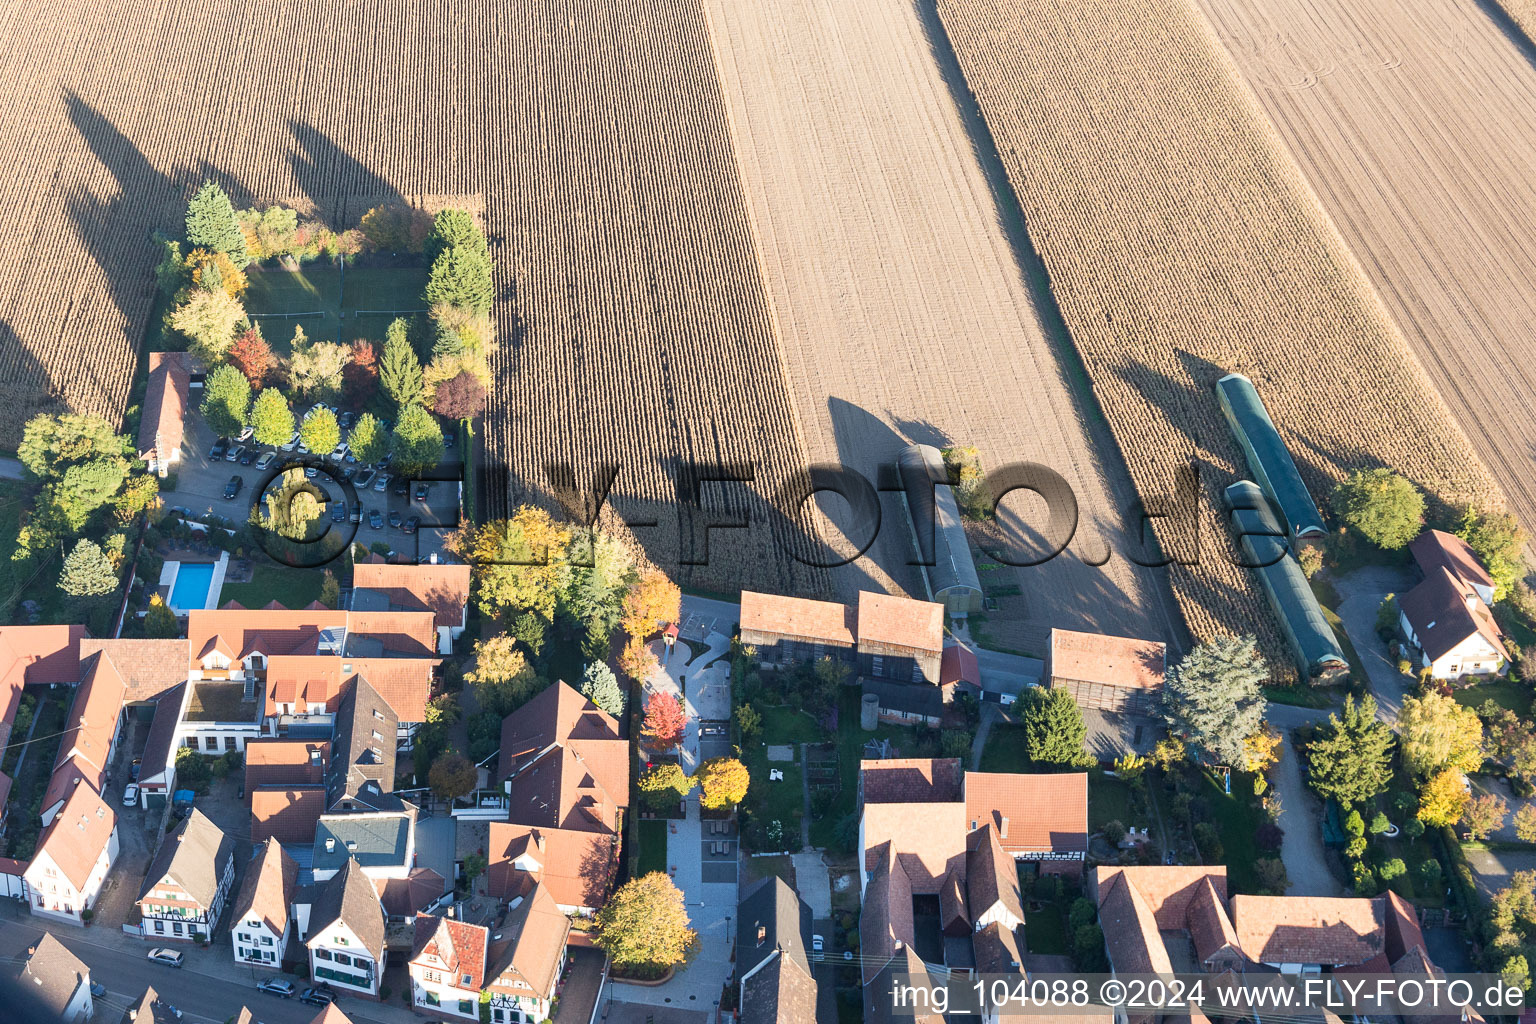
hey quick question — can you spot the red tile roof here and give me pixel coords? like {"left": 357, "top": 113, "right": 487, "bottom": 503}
{"left": 857, "top": 592, "right": 943, "bottom": 654}
{"left": 964, "top": 771, "right": 1088, "bottom": 854}
{"left": 261, "top": 654, "right": 434, "bottom": 723}
{"left": 861, "top": 758, "right": 964, "bottom": 804}
{"left": 486, "top": 823, "right": 617, "bottom": 910}
{"left": 137, "top": 351, "right": 191, "bottom": 463}
{"left": 251, "top": 786, "right": 327, "bottom": 845}
{"left": 244, "top": 740, "right": 329, "bottom": 802}
{"left": 411, "top": 913, "right": 488, "bottom": 990}
{"left": 1411, "top": 530, "right": 1494, "bottom": 594}
{"left": 739, "top": 591, "right": 856, "bottom": 647}
{"left": 486, "top": 883, "right": 571, "bottom": 1000}
{"left": 54, "top": 651, "right": 128, "bottom": 774}
{"left": 352, "top": 562, "right": 471, "bottom": 634}
{"left": 78, "top": 639, "right": 186, "bottom": 703}
{"left": 1231, "top": 895, "right": 1385, "bottom": 966}
{"left": 375, "top": 868, "right": 447, "bottom": 919}
{"left": 29, "top": 780, "right": 115, "bottom": 890}
{"left": 499, "top": 680, "right": 628, "bottom": 823}
{"left": 941, "top": 644, "right": 980, "bottom": 687}
{"left": 861, "top": 802, "right": 968, "bottom": 893}
{"left": 1400, "top": 566, "right": 1507, "bottom": 664}
{"left": 1050, "top": 629, "right": 1167, "bottom": 690}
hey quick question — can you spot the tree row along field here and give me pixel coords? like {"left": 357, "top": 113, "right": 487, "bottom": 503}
{"left": 699, "top": 0, "right": 1180, "bottom": 646}
{"left": 934, "top": 0, "right": 1505, "bottom": 676}
{"left": 1190, "top": 0, "right": 1536, "bottom": 548}
{"left": 0, "top": 0, "right": 817, "bottom": 594}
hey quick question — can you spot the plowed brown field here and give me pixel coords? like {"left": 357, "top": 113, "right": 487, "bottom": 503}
{"left": 701, "top": 0, "right": 1182, "bottom": 648}
{"left": 935, "top": 0, "right": 1504, "bottom": 675}
{"left": 0, "top": 0, "right": 813, "bottom": 592}
{"left": 1193, "top": 0, "right": 1536, "bottom": 545}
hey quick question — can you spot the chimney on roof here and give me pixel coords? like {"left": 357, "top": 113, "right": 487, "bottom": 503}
{"left": 999, "top": 816, "right": 1009, "bottom": 839}
{"left": 535, "top": 833, "right": 546, "bottom": 853}
{"left": 1466, "top": 593, "right": 1479, "bottom": 613}
{"left": 326, "top": 838, "right": 336, "bottom": 853}
{"left": 757, "top": 925, "right": 766, "bottom": 947}
{"left": 346, "top": 840, "right": 357, "bottom": 852}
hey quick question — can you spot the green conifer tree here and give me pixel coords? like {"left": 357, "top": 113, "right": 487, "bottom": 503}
{"left": 185, "top": 180, "right": 251, "bottom": 267}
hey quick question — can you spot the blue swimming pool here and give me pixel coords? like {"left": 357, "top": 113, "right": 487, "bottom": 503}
{"left": 169, "top": 562, "right": 216, "bottom": 611}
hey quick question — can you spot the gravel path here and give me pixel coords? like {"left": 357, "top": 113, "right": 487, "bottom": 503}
{"left": 1333, "top": 566, "right": 1417, "bottom": 722}
{"left": 1266, "top": 704, "right": 1343, "bottom": 896}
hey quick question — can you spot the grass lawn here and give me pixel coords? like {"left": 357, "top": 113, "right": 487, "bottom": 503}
{"left": 808, "top": 686, "right": 917, "bottom": 849}
{"left": 744, "top": 739, "right": 804, "bottom": 845}
{"left": 1022, "top": 887, "right": 1069, "bottom": 955}
{"left": 1263, "top": 684, "right": 1341, "bottom": 709}
{"left": 1198, "top": 768, "right": 1264, "bottom": 893}
{"left": 758, "top": 704, "right": 823, "bottom": 745}
{"left": 1455, "top": 677, "right": 1532, "bottom": 716}
{"left": 637, "top": 818, "right": 668, "bottom": 877}
{"left": 979, "top": 722, "right": 1030, "bottom": 773}
{"left": 221, "top": 563, "right": 328, "bottom": 609}
{"left": 1089, "top": 770, "right": 1134, "bottom": 832}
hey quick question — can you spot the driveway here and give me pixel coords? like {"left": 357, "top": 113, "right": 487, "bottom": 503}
{"left": 644, "top": 609, "right": 731, "bottom": 775}
{"left": 1333, "top": 566, "right": 1417, "bottom": 722}
{"left": 1264, "top": 704, "right": 1343, "bottom": 896}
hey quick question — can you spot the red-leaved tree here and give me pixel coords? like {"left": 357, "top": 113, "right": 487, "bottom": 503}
{"left": 432, "top": 370, "right": 487, "bottom": 422}
{"left": 228, "top": 328, "right": 275, "bottom": 387}
{"left": 642, "top": 692, "right": 687, "bottom": 753}
{"left": 342, "top": 339, "right": 379, "bottom": 411}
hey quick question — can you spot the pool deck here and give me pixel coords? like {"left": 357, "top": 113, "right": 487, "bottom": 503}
{"left": 160, "top": 552, "right": 229, "bottom": 614}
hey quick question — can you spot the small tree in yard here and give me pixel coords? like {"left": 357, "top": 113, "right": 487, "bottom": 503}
{"left": 429, "top": 752, "right": 477, "bottom": 801}
{"left": 299, "top": 407, "right": 341, "bottom": 458}
{"left": 1305, "top": 695, "right": 1395, "bottom": 807}
{"left": 698, "top": 757, "right": 749, "bottom": 810}
{"left": 144, "top": 594, "right": 180, "bottom": 638}
{"left": 1398, "top": 690, "right": 1484, "bottom": 778}
{"left": 461, "top": 852, "right": 486, "bottom": 893}
{"left": 200, "top": 364, "right": 251, "bottom": 438}
{"left": 349, "top": 412, "right": 389, "bottom": 466}
{"left": 643, "top": 692, "right": 687, "bottom": 753}
{"left": 620, "top": 636, "right": 660, "bottom": 682}
{"left": 170, "top": 289, "right": 244, "bottom": 365}
{"left": 1417, "top": 768, "right": 1471, "bottom": 827}
{"left": 464, "top": 635, "right": 543, "bottom": 718}
{"left": 1331, "top": 469, "right": 1425, "bottom": 550}
{"left": 580, "top": 661, "right": 625, "bottom": 717}
{"left": 1514, "top": 804, "right": 1536, "bottom": 843}
{"left": 342, "top": 339, "right": 379, "bottom": 410}
{"left": 59, "top": 539, "right": 117, "bottom": 597}
{"left": 621, "top": 569, "right": 682, "bottom": 639}
{"left": 638, "top": 763, "right": 695, "bottom": 812}
{"left": 1163, "top": 635, "right": 1267, "bottom": 768}
{"left": 596, "top": 872, "right": 696, "bottom": 971}
{"left": 318, "top": 569, "right": 340, "bottom": 609}
{"left": 1022, "top": 688, "right": 1094, "bottom": 768}
{"left": 250, "top": 389, "right": 294, "bottom": 447}
{"left": 228, "top": 328, "right": 274, "bottom": 387}
{"left": 1462, "top": 792, "right": 1508, "bottom": 841}
{"left": 431, "top": 370, "right": 486, "bottom": 424}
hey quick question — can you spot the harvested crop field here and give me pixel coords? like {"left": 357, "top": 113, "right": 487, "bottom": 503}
{"left": 1192, "top": 0, "right": 1536, "bottom": 545}
{"left": 0, "top": 0, "right": 814, "bottom": 592}
{"left": 935, "top": 0, "right": 1504, "bottom": 675}
{"left": 701, "top": 0, "right": 1181, "bottom": 646}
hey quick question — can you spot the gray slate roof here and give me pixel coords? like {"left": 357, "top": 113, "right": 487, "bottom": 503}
{"left": 312, "top": 811, "right": 412, "bottom": 874}
{"left": 307, "top": 857, "right": 387, "bottom": 962}
{"left": 736, "top": 875, "right": 813, "bottom": 983}
{"left": 7, "top": 933, "right": 90, "bottom": 1022}
{"left": 137, "top": 807, "right": 235, "bottom": 909}
{"left": 326, "top": 677, "right": 397, "bottom": 810}
{"left": 742, "top": 952, "right": 818, "bottom": 1024}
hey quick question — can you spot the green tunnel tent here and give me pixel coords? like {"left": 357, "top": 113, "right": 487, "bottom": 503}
{"left": 1225, "top": 480, "right": 1347, "bottom": 685}
{"left": 1216, "top": 373, "right": 1326, "bottom": 540}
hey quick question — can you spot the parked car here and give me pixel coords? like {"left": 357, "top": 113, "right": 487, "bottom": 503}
{"left": 392, "top": 477, "right": 409, "bottom": 498}
{"left": 89, "top": 982, "right": 106, "bottom": 998}
{"left": 208, "top": 438, "right": 229, "bottom": 461}
{"left": 304, "top": 464, "right": 319, "bottom": 479}
{"left": 349, "top": 504, "right": 364, "bottom": 525}
{"left": 256, "top": 979, "right": 295, "bottom": 998}
{"left": 223, "top": 476, "right": 243, "bottom": 499}
{"left": 298, "top": 987, "right": 335, "bottom": 1007}
{"left": 238, "top": 447, "right": 256, "bottom": 465}
{"left": 122, "top": 783, "right": 139, "bottom": 806}
{"left": 338, "top": 410, "right": 356, "bottom": 430}
{"left": 812, "top": 934, "right": 824, "bottom": 953}
{"left": 355, "top": 468, "right": 377, "bottom": 490}
{"left": 328, "top": 442, "right": 349, "bottom": 462}
{"left": 146, "top": 948, "right": 184, "bottom": 968}
{"left": 225, "top": 445, "right": 244, "bottom": 463}
{"left": 387, "top": 509, "right": 402, "bottom": 529}
{"left": 445, "top": 430, "right": 456, "bottom": 449}
{"left": 330, "top": 501, "right": 347, "bottom": 523}
{"left": 413, "top": 482, "right": 431, "bottom": 501}
{"left": 279, "top": 432, "right": 300, "bottom": 452}
{"left": 373, "top": 473, "right": 390, "bottom": 493}
{"left": 255, "top": 451, "right": 276, "bottom": 471}
{"left": 369, "top": 509, "right": 384, "bottom": 530}
{"left": 236, "top": 425, "right": 254, "bottom": 442}
{"left": 402, "top": 515, "right": 420, "bottom": 535}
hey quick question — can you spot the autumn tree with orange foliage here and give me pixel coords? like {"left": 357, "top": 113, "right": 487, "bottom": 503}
{"left": 227, "top": 328, "right": 274, "bottom": 387}
{"left": 622, "top": 569, "right": 681, "bottom": 640}
{"left": 619, "top": 636, "right": 659, "bottom": 682}
{"left": 341, "top": 339, "right": 379, "bottom": 411}
{"left": 642, "top": 692, "right": 687, "bottom": 752}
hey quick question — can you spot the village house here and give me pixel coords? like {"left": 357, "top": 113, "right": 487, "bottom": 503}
{"left": 483, "top": 883, "right": 571, "bottom": 1024}
{"left": 486, "top": 680, "right": 628, "bottom": 915}
{"left": 1048, "top": 628, "right": 1166, "bottom": 715}
{"left": 351, "top": 558, "right": 473, "bottom": 655}
{"left": 735, "top": 876, "right": 818, "bottom": 1024}
{"left": 1400, "top": 531, "right": 1508, "bottom": 680}
{"left": 306, "top": 857, "right": 389, "bottom": 999}
{"left": 39, "top": 643, "right": 126, "bottom": 826}
{"left": 134, "top": 682, "right": 190, "bottom": 810}
{"left": 24, "top": 780, "right": 118, "bottom": 926}
{"left": 408, "top": 913, "right": 488, "bottom": 1022}
{"left": 231, "top": 837, "right": 300, "bottom": 970}
{"left": 136, "top": 350, "right": 192, "bottom": 477}
{"left": 739, "top": 591, "right": 858, "bottom": 666}
{"left": 135, "top": 807, "right": 236, "bottom": 942}
{"left": 6, "top": 933, "right": 95, "bottom": 1023}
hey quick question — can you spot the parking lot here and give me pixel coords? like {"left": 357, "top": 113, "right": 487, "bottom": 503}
{"left": 165, "top": 404, "right": 464, "bottom": 563}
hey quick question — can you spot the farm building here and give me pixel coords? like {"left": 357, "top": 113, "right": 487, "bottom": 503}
{"left": 1215, "top": 374, "right": 1326, "bottom": 540}
{"left": 136, "top": 351, "right": 192, "bottom": 478}
{"left": 739, "top": 591, "right": 857, "bottom": 667}
{"left": 1047, "top": 628, "right": 1166, "bottom": 714}
{"left": 862, "top": 678, "right": 945, "bottom": 727}
{"left": 1225, "top": 482, "right": 1347, "bottom": 684}
{"left": 897, "top": 444, "right": 983, "bottom": 617}
{"left": 857, "top": 591, "right": 944, "bottom": 684}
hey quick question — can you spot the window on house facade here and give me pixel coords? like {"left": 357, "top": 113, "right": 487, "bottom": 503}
{"left": 335, "top": 953, "right": 352, "bottom": 966}
{"left": 224, "top": 736, "right": 235, "bottom": 751}
{"left": 315, "top": 949, "right": 333, "bottom": 961}
{"left": 172, "top": 922, "right": 183, "bottom": 935}
{"left": 458, "top": 1000, "right": 473, "bottom": 1015}
{"left": 204, "top": 736, "right": 217, "bottom": 751}
{"left": 261, "top": 936, "right": 273, "bottom": 946}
